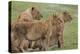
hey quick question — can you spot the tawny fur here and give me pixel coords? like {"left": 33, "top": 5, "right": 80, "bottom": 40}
{"left": 11, "top": 11, "right": 72, "bottom": 52}
{"left": 16, "top": 7, "right": 43, "bottom": 22}
{"left": 12, "top": 14, "right": 58, "bottom": 50}
{"left": 10, "top": 7, "right": 43, "bottom": 52}
{"left": 11, "top": 23, "right": 30, "bottom": 53}
{"left": 30, "top": 11, "right": 72, "bottom": 50}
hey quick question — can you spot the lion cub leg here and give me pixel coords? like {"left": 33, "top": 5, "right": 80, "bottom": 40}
{"left": 19, "top": 39, "right": 29, "bottom": 52}
{"left": 58, "top": 32, "right": 64, "bottom": 48}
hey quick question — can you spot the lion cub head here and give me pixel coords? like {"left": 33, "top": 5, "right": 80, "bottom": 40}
{"left": 17, "top": 7, "right": 43, "bottom": 22}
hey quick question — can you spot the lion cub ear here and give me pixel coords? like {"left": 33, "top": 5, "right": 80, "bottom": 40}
{"left": 53, "top": 14, "right": 57, "bottom": 18}
{"left": 63, "top": 11, "right": 68, "bottom": 15}
{"left": 31, "top": 7, "right": 35, "bottom": 11}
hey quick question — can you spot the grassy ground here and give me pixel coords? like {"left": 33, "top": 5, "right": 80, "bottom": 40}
{"left": 10, "top": 1, "right": 78, "bottom": 51}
